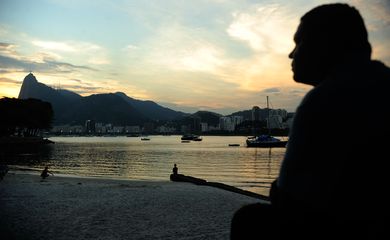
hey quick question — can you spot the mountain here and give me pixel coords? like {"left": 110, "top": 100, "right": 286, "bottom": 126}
{"left": 228, "top": 110, "right": 252, "bottom": 120}
{"left": 57, "top": 89, "right": 83, "bottom": 101}
{"left": 59, "top": 93, "right": 147, "bottom": 125}
{"left": 191, "top": 111, "right": 222, "bottom": 126}
{"left": 229, "top": 109, "right": 269, "bottom": 121}
{"left": 115, "top": 92, "right": 187, "bottom": 121}
{"left": 18, "top": 73, "right": 76, "bottom": 115}
{"left": 17, "top": 73, "right": 184, "bottom": 125}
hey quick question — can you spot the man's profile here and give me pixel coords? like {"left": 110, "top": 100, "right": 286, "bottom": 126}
{"left": 231, "top": 3, "right": 389, "bottom": 240}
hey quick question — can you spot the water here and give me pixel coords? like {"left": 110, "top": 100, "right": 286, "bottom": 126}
{"left": 4, "top": 135, "right": 286, "bottom": 196}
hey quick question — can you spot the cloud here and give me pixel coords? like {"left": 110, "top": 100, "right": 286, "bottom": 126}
{"left": 69, "top": 78, "right": 82, "bottom": 83}
{"left": 0, "top": 77, "right": 20, "bottom": 84}
{"left": 44, "top": 59, "right": 96, "bottom": 72}
{"left": 32, "top": 40, "right": 110, "bottom": 65}
{"left": 263, "top": 87, "right": 281, "bottom": 93}
{"left": 117, "top": 6, "right": 301, "bottom": 111}
{"left": 59, "top": 83, "right": 102, "bottom": 94}
{"left": 0, "top": 53, "right": 96, "bottom": 73}
{"left": 0, "top": 1, "right": 315, "bottom": 112}
{"left": 213, "top": 3, "right": 299, "bottom": 94}
{"left": 143, "top": 24, "right": 226, "bottom": 73}
{"left": 123, "top": 44, "right": 138, "bottom": 52}
{"left": 32, "top": 40, "right": 77, "bottom": 52}
{"left": 0, "top": 41, "right": 98, "bottom": 73}
{"left": 0, "top": 42, "right": 15, "bottom": 50}
{"left": 227, "top": 4, "right": 295, "bottom": 54}
{"left": 0, "top": 42, "right": 20, "bottom": 59}
{"left": 32, "top": 40, "right": 101, "bottom": 52}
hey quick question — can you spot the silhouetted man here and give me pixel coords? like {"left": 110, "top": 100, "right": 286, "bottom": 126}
{"left": 172, "top": 164, "right": 178, "bottom": 175}
{"left": 41, "top": 166, "right": 53, "bottom": 179}
{"left": 231, "top": 3, "right": 390, "bottom": 240}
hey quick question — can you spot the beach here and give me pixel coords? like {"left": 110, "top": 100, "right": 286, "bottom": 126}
{"left": 0, "top": 172, "right": 264, "bottom": 240}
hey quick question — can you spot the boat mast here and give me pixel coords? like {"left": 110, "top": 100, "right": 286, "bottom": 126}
{"left": 267, "top": 96, "right": 271, "bottom": 136}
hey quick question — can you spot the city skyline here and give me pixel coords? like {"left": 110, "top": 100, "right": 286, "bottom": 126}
{"left": 1, "top": 0, "right": 389, "bottom": 114}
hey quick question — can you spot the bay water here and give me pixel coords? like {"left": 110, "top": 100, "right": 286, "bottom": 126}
{"left": 7, "top": 135, "right": 286, "bottom": 196}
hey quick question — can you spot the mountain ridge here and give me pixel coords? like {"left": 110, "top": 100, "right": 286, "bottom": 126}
{"left": 16, "top": 73, "right": 288, "bottom": 126}
{"left": 114, "top": 92, "right": 187, "bottom": 121}
{"left": 17, "top": 73, "right": 186, "bottom": 125}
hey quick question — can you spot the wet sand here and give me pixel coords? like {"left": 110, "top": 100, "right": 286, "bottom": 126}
{"left": 0, "top": 172, "right": 263, "bottom": 240}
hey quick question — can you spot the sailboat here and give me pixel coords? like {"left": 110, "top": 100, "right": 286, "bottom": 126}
{"left": 246, "top": 96, "right": 288, "bottom": 148}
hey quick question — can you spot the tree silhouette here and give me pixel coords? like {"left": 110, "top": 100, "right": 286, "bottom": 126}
{"left": 0, "top": 97, "right": 53, "bottom": 137}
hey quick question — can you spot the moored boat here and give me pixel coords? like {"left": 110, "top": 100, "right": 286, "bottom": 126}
{"left": 246, "top": 96, "right": 288, "bottom": 148}
{"left": 246, "top": 135, "right": 287, "bottom": 148}
{"left": 181, "top": 134, "right": 202, "bottom": 141}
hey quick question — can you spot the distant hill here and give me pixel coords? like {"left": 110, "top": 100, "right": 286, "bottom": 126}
{"left": 229, "top": 109, "right": 269, "bottom": 120}
{"left": 174, "top": 111, "right": 222, "bottom": 129}
{"left": 57, "top": 89, "right": 83, "bottom": 101}
{"left": 191, "top": 111, "right": 222, "bottom": 125}
{"left": 58, "top": 93, "right": 147, "bottom": 125}
{"left": 115, "top": 92, "right": 187, "bottom": 121}
{"left": 17, "top": 73, "right": 186, "bottom": 125}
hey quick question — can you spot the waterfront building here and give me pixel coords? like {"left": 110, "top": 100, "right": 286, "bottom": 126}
{"left": 252, "top": 106, "right": 261, "bottom": 121}
{"left": 200, "top": 122, "right": 208, "bottom": 132}
{"left": 125, "top": 126, "right": 141, "bottom": 134}
{"left": 219, "top": 116, "right": 243, "bottom": 132}
{"left": 85, "top": 120, "right": 96, "bottom": 133}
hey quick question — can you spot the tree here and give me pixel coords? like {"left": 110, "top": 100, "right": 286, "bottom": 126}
{"left": 0, "top": 97, "right": 53, "bottom": 137}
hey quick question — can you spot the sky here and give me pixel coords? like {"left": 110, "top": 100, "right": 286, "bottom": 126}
{"left": 0, "top": 0, "right": 389, "bottom": 114}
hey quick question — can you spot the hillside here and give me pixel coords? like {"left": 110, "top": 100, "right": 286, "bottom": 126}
{"left": 17, "top": 73, "right": 185, "bottom": 125}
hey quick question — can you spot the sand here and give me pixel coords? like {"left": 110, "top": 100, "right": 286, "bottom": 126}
{"left": 0, "top": 172, "right": 263, "bottom": 240}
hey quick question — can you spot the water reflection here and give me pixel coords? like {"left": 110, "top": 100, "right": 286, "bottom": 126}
{"left": 0, "top": 144, "right": 54, "bottom": 167}
{"left": 5, "top": 136, "right": 285, "bottom": 195}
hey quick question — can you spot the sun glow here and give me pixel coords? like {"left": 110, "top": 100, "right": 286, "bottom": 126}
{"left": 0, "top": 0, "right": 389, "bottom": 113}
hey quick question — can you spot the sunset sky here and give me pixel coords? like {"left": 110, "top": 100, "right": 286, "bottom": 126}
{"left": 1, "top": 0, "right": 389, "bottom": 114}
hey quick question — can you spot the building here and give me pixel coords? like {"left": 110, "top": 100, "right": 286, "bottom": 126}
{"left": 125, "top": 125, "right": 141, "bottom": 134}
{"left": 219, "top": 116, "right": 244, "bottom": 132}
{"left": 193, "top": 116, "right": 201, "bottom": 133}
{"left": 200, "top": 122, "right": 208, "bottom": 132}
{"left": 113, "top": 126, "right": 125, "bottom": 134}
{"left": 252, "top": 106, "right": 260, "bottom": 121}
{"left": 143, "top": 122, "right": 155, "bottom": 134}
{"left": 156, "top": 125, "right": 176, "bottom": 134}
{"left": 85, "top": 120, "right": 96, "bottom": 133}
{"left": 269, "top": 115, "right": 283, "bottom": 129}
{"left": 51, "top": 125, "right": 84, "bottom": 134}
{"left": 268, "top": 109, "right": 288, "bottom": 129}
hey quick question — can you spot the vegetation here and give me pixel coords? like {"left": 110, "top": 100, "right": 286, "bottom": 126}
{"left": 0, "top": 97, "right": 53, "bottom": 137}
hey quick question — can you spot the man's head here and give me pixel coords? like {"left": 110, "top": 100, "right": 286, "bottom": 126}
{"left": 289, "top": 3, "right": 371, "bottom": 86}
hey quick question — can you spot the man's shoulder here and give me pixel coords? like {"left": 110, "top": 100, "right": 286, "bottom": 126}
{"left": 370, "top": 60, "right": 390, "bottom": 80}
{"left": 371, "top": 60, "right": 390, "bottom": 70}
{"left": 299, "top": 84, "right": 329, "bottom": 108}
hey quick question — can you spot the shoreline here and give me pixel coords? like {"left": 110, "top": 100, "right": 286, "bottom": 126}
{"left": 7, "top": 165, "right": 272, "bottom": 200}
{"left": 170, "top": 173, "right": 270, "bottom": 201}
{"left": 0, "top": 172, "right": 262, "bottom": 240}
